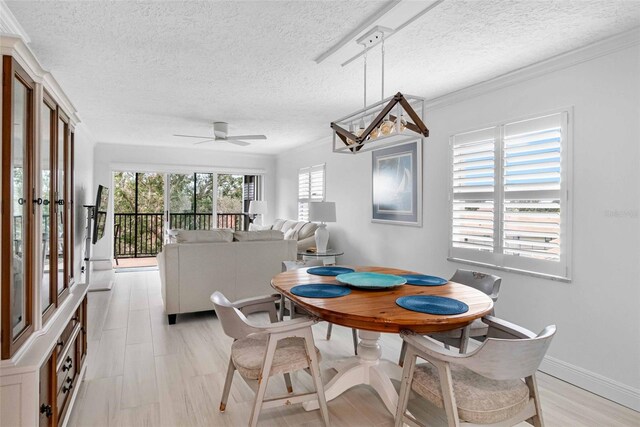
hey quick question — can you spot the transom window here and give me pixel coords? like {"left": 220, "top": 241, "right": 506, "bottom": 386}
{"left": 449, "top": 111, "right": 571, "bottom": 280}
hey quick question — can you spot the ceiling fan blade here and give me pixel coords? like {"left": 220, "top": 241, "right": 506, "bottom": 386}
{"left": 193, "top": 139, "right": 216, "bottom": 145}
{"left": 174, "top": 134, "right": 214, "bottom": 139}
{"left": 225, "top": 135, "right": 267, "bottom": 140}
{"left": 227, "top": 140, "right": 251, "bottom": 147}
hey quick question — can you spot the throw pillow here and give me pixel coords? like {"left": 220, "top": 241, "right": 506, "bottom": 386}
{"left": 283, "top": 228, "right": 296, "bottom": 240}
{"left": 233, "top": 230, "right": 284, "bottom": 241}
{"left": 249, "top": 223, "right": 273, "bottom": 231}
{"left": 175, "top": 229, "right": 234, "bottom": 243}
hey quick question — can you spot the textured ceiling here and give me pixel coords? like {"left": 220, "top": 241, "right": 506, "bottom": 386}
{"left": 6, "top": 0, "right": 640, "bottom": 155}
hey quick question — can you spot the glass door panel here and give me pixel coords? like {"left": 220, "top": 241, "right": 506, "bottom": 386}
{"left": 136, "top": 173, "right": 164, "bottom": 256}
{"left": 195, "top": 173, "right": 214, "bottom": 229}
{"left": 41, "top": 101, "right": 54, "bottom": 313}
{"left": 11, "top": 76, "right": 29, "bottom": 338}
{"left": 169, "top": 174, "right": 195, "bottom": 230}
{"left": 55, "top": 116, "right": 67, "bottom": 296}
{"left": 217, "top": 174, "right": 243, "bottom": 229}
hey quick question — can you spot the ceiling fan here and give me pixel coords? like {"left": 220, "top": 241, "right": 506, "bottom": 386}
{"left": 173, "top": 122, "right": 267, "bottom": 146}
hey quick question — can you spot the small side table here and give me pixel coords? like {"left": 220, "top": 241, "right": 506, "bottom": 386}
{"left": 298, "top": 249, "right": 344, "bottom": 266}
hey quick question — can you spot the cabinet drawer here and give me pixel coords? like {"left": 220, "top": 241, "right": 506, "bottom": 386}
{"left": 55, "top": 315, "right": 79, "bottom": 357}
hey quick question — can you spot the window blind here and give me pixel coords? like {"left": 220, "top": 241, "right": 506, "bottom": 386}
{"left": 502, "top": 114, "right": 563, "bottom": 261}
{"left": 451, "top": 128, "right": 496, "bottom": 253}
{"left": 298, "top": 164, "right": 325, "bottom": 221}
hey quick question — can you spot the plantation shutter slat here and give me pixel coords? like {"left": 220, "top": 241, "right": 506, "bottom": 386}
{"left": 502, "top": 113, "right": 563, "bottom": 262}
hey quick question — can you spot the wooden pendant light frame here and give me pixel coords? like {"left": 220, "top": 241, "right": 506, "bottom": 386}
{"left": 331, "top": 92, "right": 429, "bottom": 153}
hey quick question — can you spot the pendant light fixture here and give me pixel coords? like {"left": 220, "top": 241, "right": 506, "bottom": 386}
{"left": 331, "top": 26, "right": 429, "bottom": 154}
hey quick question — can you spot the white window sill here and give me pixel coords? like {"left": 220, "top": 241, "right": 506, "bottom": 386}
{"left": 447, "top": 257, "right": 572, "bottom": 283}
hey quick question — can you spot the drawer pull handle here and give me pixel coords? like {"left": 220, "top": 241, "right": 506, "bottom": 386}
{"left": 62, "top": 362, "right": 72, "bottom": 372}
{"left": 66, "top": 377, "right": 73, "bottom": 384}
{"left": 62, "top": 384, "right": 73, "bottom": 393}
{"left": 40, "top": 404, "right": 52, "bottom": 417}
{"left": 66, "top": 355, "right": 72, "bottom": 363}
{"left": 56, "top": 340, "right": 64, "bottom": 348}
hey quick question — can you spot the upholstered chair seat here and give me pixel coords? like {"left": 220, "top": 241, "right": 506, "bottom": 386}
{"left": 411, "top": 362, "right": 530, "bottom": 424}
{"left": 231, "top": 334, "right": 321, "bottom": 379}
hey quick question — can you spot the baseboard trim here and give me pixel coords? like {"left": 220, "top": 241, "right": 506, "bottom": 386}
{"left": 540, "top": 356, "right": 640, "bottom": 412}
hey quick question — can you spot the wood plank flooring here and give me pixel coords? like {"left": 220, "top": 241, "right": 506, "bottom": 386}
{"left": 68, "top": 271, "right": 640, "bottom": 426}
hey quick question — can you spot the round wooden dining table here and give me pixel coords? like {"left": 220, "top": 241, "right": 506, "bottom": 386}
{"left": 271, "top": 265, "right": 494, "bottom": 414}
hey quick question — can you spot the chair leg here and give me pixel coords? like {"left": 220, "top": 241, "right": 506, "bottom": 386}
{"left": 395, "top": 348, "right": 417, "bottom": 427}
{"left": 326, "top": 323, "right": 333, "bottom": 340}
{"left": 283, "top": 373, "right": 293, "bottom": 394}
{"left": 436, "top": 362, "right": 460, "bottom": 427}
{"left": 352, "top": 328, "right": 358, "bottom": 355}
{"left": 249, "top": 336, "right": 277, "bottom": 427}
{"left": 459, "top": 325, "right": 471, "bottom": 354}
{"left": 526, "top": 375, "right": 544, "bottom": 427}
{"left": 220, "top": 357, "right": 235, "bottom": 412}
{"left": 278, "top": 295, "right": 285, "bottom": 321}
{"left": 398, "top": 341, "right": 407, "bottom": 367}
{"left": 303, "top": 329, "right": 330, "bottom": 426}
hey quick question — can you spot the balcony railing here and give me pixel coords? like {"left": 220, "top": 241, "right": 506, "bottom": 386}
{"left": 113, "top": 212, "right": 250, "bottom": 258}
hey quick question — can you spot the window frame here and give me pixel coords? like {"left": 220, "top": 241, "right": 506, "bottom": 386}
{"left": 298, "top": 164, "right": 326, "bottom": 221}
{"left": 448, "top": 108, "right": 573, "bottom": 282}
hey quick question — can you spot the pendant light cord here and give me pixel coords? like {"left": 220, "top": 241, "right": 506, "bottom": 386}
{"left": 363, "top": 46, "right": 367, "bottom": 110}
{"left": 381, "top": 34, "right": 385, "bottom": 101}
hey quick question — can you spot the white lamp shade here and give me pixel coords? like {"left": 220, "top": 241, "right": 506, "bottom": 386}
{"left": 309, "top": 201, "right": 336, "bottom": 222}
{"left": 248, "top": 200, "right": 268, "bottom": 215}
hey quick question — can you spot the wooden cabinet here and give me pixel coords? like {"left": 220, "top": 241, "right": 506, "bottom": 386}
{"left": 36, "top": 296, "right": 87, "bottom": 427}
{"left": 1, "top": 35, "right": 86, "bottom": 427}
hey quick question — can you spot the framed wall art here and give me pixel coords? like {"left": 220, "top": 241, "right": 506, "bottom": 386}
{"left": 371, "top": 139, "right": 422, "bottom": 226}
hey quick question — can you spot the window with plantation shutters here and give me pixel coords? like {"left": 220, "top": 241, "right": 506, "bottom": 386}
{"left": 298, "top": 164, "right": 325, "bottom": 221}
{"left": 449, "top": 111, "right": 571, "bottom": 280}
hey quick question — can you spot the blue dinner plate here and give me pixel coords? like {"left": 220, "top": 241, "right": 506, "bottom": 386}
{"left": 290, "top": 284, "right": 351, "bottom": 298}
{"left": 336, "top": 272, "right": 406, "bottom": 289}
{"left": 396, "top": 295, "right": 469, "bottom": 315}
{"left": 400, "top": 274, "right": 448, "bottom": 286}
{"left": 307, "top": 266, "right": 355, "bottom": 276}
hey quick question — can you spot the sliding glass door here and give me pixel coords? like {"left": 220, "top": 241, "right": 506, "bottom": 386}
{"left": 168, "top": 173, "right": 215, "bottom": 230}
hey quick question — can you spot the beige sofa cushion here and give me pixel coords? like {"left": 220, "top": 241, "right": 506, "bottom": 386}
{"left": 411, "top": 363, "right": 529, "bottom": 424}
{"left": 248, "top": 223, "right": 272, "bottom": 231}
{"left": 231, "top": 334, "right": 320, "bottom": 379}
{"left": 175, "top": 229, "right": 233, "bottom": 243}
{"left": 233, "top": 230, "right": 284, "bottom": 241}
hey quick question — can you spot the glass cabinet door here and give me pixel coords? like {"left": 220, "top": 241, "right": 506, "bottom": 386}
{"left": 2, "top": 57, "right": 35, "bottom": 359}
{"left": 41, "top": 98, "right": 56, "bottom": 317}
{"left": 55, "top": 114, "right": 68, "bottom": 299}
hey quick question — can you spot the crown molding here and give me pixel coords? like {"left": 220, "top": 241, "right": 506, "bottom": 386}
{"left": 0, "top": 0, "right": 30, "bottom": 43}
{"left": 0, "top": 34, "right": 81, "bottom": 126}
{"left": 424, "top": 27, "right": 640, "bottom": 111}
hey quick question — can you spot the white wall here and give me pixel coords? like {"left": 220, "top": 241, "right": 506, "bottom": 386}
{"left": 92, "top": 143, "right": 277, "bottom": 259}
{"left": 275, "top": 44, "right": 640, "bottom": 408}
{"left": 72, "top": 125, "right": 95, "bottom": 280}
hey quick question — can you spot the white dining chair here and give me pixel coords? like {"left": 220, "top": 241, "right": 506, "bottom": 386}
{"left": 399, "top": 269, "right": 502, "bottom": 365}
{"left": 211, "top": 291, "right": 330, "bottom": 427}
{"left": 280, "top": 260, "right": 359, "bottom": 355}
{"left": 396, "top": 316, "right": 556, "bottom": 427}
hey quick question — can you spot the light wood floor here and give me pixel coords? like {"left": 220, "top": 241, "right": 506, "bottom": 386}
{"left": 68, "top": 271, "right": 639, "bottom": 426}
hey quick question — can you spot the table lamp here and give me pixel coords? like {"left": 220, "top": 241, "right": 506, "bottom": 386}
{"left": 309, "top": 201, "right": 336, "bottom": 254}
{"left": 248, "top": 200, "right": 267, "bottom": 226}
